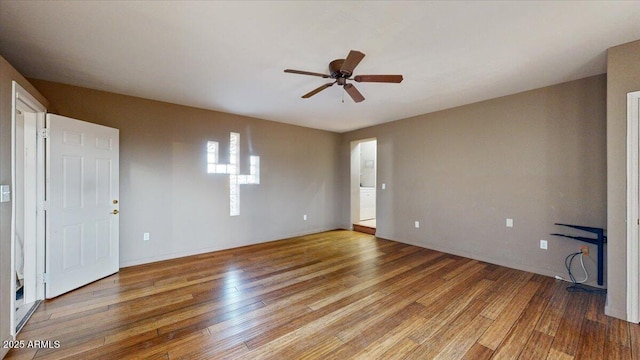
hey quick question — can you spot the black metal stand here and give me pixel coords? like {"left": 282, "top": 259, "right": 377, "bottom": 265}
{"left": 551, "top": 223, "right": 606, "bottom": 286}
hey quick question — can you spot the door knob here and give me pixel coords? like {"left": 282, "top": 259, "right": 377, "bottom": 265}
{"left": 113, "top": 199, "right": 118, "bottom": 204}
{"left": 112, "top": 210, "right": 119, "bottom": 215}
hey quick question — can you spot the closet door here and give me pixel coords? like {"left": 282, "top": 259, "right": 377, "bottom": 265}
{"left": 45, "top": 114, "right": 119, "bottom": 298}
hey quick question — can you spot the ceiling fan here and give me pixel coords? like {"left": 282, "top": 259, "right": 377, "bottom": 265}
{"left": 284, "top": 50, "right": 403, "bottom": 103}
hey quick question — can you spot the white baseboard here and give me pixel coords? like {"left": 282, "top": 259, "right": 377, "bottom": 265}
{"left": 605, "top": 305, "right": 628, "bottom": 321}
{"left": 119, "top": 226, "right": 338, "bottom": 268}
{"left": 1, "top": 334, "right": 14, "bottom": 358}
{"left": 375, "top": 233, "right": 606, "bottom": 289}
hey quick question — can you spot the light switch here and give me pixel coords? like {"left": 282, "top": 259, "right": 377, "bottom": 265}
{"left": 0, "top": 185, "right": 10, "bottom": 203}
{"left": 506, "top": 218, "right": 513, "bottom": 228}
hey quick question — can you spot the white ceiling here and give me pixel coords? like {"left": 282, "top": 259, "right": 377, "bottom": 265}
{"left": 1, "top": 1, "right": 639, "bottom": 133}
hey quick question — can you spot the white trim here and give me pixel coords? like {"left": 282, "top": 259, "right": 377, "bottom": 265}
{"left": 10, "top": 81, "right": 47, "bottom": 336}
{"left": 605, "top": 304, "right": 628, "bottom": 321}
{"left": 349, "top": 137, "right": 378, "bottom": 227}
{"left": 10, "top": 83, "right": 16, "bottom": 338}
{"left": 349, "top": 141, "right": 361, "bottom": 225}
{"left": 119, "top": 227, "right": 337, "bottom": 268}
{"left": 35, "top": 110, "right": 46, "bottom": 301}
{"left": 374, "top": 232, "right": 605, "bottom": 287}
{"left": 627, "top": 90, "right": 640, "bottom": 323}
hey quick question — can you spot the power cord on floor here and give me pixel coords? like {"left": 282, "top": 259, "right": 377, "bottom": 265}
{"left": 556, "top": 251, "right": 607, "bottom": 294}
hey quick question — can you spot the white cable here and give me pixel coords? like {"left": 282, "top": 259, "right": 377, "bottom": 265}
{"left": 576, "top": 252, "right": 588, "bottom": 284}
{"left": 556, "top": 252, "right": 589, "bottom": 283}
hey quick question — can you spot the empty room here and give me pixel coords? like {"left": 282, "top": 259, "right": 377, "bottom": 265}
{"left": 1, "top": 1, "right": 640, "bottom": 359}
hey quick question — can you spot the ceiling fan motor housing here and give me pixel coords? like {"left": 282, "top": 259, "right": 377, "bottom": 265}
{"left": 329, "top": 59, "right": 348, "bottom": 78}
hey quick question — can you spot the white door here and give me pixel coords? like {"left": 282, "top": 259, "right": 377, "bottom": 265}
{"left": 46, "top": 114, "right": 119, "bottom": 298}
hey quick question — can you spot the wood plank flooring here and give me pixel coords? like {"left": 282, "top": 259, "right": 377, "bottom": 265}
{"left": 6, "top": 230, "right": 638, "bottom": 359}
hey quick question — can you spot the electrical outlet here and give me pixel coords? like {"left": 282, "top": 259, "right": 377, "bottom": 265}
{"left": 143, "top": 232, "right": 150, "bottom": 241}
{"left": 414, "top": 221, "right": 420, "bottom": 228}
{"left": 580, "top": 245, "right": 589, "bottom": 256}
{"left": 381, "top": 183, "right": 386, "bottom": 190}
{"left": 540, "top": 239, "right": 548, "bottom": 250}
{"left": 506, "top": 218, "right": 513, "bottom": 228}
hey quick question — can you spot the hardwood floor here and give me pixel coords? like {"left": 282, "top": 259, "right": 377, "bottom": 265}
{"left": 6, "top": 230, "right": 638, "bottom": 359}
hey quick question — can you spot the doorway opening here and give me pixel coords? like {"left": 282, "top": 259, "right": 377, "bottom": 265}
{"left": 350, "top": 138, "right": 376, "bottom": 235}
{"left": 9, "top": 85, "right": 120, "bottom": 336}
{"left": 11, "top": 82, "right": 46, "bottom": 335}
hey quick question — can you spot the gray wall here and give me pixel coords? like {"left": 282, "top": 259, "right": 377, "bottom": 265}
{"left": 0, "top": 56, "right": 48, "bottom": 358}
{"left": 606, "top": 39, "right": 640, "bottom": 320}
{"left": 341, "top": 75, "right": 607, "bottom": 288}
{"left": 30, "top": 80, "right": 343, "bottom": 267}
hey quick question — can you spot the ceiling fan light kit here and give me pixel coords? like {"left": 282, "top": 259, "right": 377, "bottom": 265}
{"left": 284, "top": 50, "right": 403, "bottom": 103}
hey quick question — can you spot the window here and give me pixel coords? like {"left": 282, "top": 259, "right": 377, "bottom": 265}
{"left": 207, "top": 132, "right": 259, "bottom": 216}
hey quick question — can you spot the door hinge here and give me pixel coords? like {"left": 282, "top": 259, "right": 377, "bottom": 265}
{"left": 40, "top": 201, "right": 49, "bottom": 211}
{"left": 38, "top": 128, "right": 50, "bottom": 139}
{"left": 42, "top": 273, "right": 49, "bottom": 284}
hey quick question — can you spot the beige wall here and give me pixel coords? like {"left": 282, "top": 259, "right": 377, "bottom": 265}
{"left": 30, "top": 80, "right": 343, "bottom": 267}
{"left": 0, "top": 56, "right": 48, "bottom": 358}
{"left": 606, "top": 39, "right": 640, "bottom": 320}
{"left": 342, "top": 75, "right": 607, "bottom": 288}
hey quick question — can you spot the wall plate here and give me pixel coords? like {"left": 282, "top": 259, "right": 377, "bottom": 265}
{"left": 0, "top": 185, "right": 10, "bottom": 202}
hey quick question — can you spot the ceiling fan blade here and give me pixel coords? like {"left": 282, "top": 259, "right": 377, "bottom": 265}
{"left": 354, "top": 75, "right": 404, "bottom": 83}
{"left": 343, "top": 83, "right": 365, "bottom": 103}
{"left": 285, "top": 69, "right": 330, "bottom": 78}
{"left": 302, "top": 82, "right": 335, "bottom": 98}
{"left": 340, "top": 50, "right": 365, "bottom": 76}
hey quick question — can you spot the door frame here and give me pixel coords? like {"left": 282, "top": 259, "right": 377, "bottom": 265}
{"left": 11, "top": 81, "right": 46, "bottom": 335}
{"left": 350, "top": 138, "right": 377, "bottom": 227}
{"left": 627, "top": 90, "right": 640, "bottom": 323}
